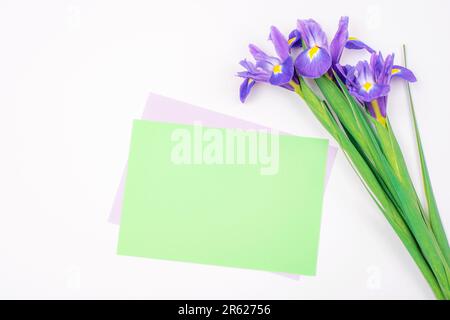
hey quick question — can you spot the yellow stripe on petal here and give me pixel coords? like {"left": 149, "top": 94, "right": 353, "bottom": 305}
{"left": 273, "top": 64, "right": 282, "bottom": 74}
{"left": 391, "top": 68, "right": 400, "bottom": 75}
{"left": 363, "top": 82, "right": 373, "bottom": 92}
{"left": 288, "top": 37, "right": 296, "bottom": 45}
{"left": 348, "top": 36, "right": 358, "bottom": 40}
{"left": 308, "top": 46, "right": 320, "bottom": 60}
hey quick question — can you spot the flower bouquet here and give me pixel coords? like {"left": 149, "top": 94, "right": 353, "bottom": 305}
{"left": 238, "top": 16, "right": 449, "bottom": 299}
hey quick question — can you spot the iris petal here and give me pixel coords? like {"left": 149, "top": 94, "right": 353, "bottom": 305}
{"left": 345, "top": 38, "right": 374, "bottom": 53}
{"left": 355, "top": 61, "right": 374, "bottom": 87}
{"left": 295, "top": 47, "right": 332, "bottom": 78}
{"left": 239, "top": 78, "right": 256, "bottom": 103}
{"left": 297, "top": 19, "right": 328, "bottom": 48}
{"left": 391, "top": 65, "right": 417, "bottom": 82}
{"left": 248, "top": 44, "right": 279, "bottom": 66}
{"left": 377, "top": 97, "right": 388, "bottom": 118}
{"left": 379, "top": 53, "right": 394, "bottom": 85}
{"left": 237, "top": 70, "right": 270, "bottom": 82}
{"left": 350, "top": 83, "right": 390, "bottom": 102}
{"left": 370, "top": 52, "right": 384, "bottom": 80}
{"left": 330, "top": 16, "right": 349, "bottom": 64}
{"left": 269, "top": 26, "right": 290, "bottom": 61}
{"left": 238, "top": 59, "right": 271, "bottom": 82}
{"left": 256, "top": 60, "right": 276, "bottom": 73}
{"left": 269, "top": 57, "right": 294, "bottom": 85}
{"left": 239, "top": 59, "right": 258, "bottom": 74}
{"left": 288, "top": 29, "right": 302, "bottom": 49}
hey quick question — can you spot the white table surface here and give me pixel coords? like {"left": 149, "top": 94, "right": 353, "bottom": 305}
{"left": 1, "top": 0, "right": 449, "bottom": 299}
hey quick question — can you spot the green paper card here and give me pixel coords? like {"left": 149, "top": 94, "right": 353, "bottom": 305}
{"left": 117, "top": 120, "right": 328, "bottom": 275}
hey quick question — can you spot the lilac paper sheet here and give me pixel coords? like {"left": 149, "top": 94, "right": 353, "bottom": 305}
{"left": 110, "top": 93, "right": 337, "bottom": 225}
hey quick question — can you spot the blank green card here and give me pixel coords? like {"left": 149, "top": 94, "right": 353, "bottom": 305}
{"left": 117, "top": 120, "right": 328, "bottom": 275}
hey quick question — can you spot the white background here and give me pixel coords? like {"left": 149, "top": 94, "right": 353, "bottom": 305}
{"left": 1, "top": 0, "right": 449, "bottom": 299}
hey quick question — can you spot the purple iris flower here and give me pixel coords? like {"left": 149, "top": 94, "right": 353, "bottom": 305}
{"left": 238, "top": 26, "right": 295, "bottom": 102}
{"left": 294, "top": 19, "right": 332, "bottom": 78}
{"left": 344, "top": 52, "right": 416, "bottom": 124}
{"left": 348, "top": 59, "right": 391, "bottom": 103}
{"left": 294, "top": 16, "right": 374, "bottom": 79}
{"left": 237, "top": 16, "right": 416, "bottom": 111}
